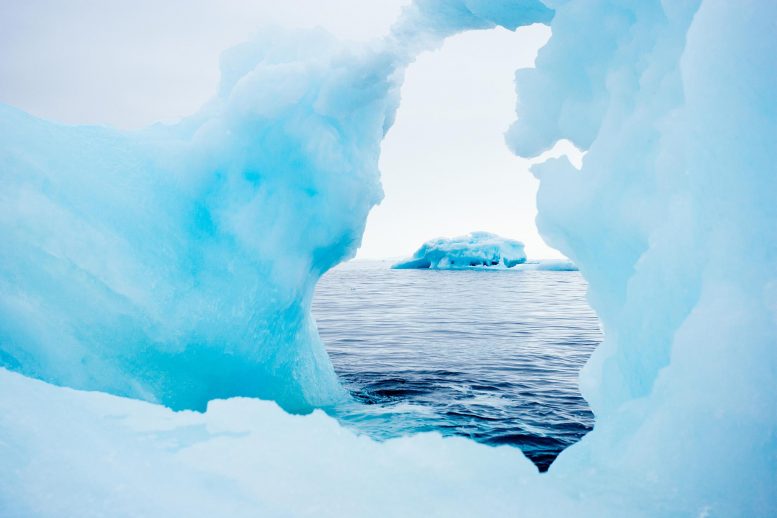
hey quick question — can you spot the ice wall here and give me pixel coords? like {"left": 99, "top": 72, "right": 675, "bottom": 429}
{"left": 0, "top": 29, "right": 363, "bottom": 411}
{"left": 509, "top": 0, "right": 777, "bottom": 513}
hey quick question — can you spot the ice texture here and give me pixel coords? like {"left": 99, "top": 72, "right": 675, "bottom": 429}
{"left": 1, "top": 0, "right": 776, "bottom": 516}
{"left": 515, "top": 259, "right": 577, "bottom": 271}
{"left": 0, "top": 3, "right": 551, "bottom": 414}
{"left": 392, "top": 231, "right": 527, "bottom": 269}
{"left": 507, "top": 0, "right": 777, "bottom": 514}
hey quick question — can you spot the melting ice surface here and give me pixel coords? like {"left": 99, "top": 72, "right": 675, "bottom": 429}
{"left": 0, "top": 0, "right": 775, "bottom": 516}
{"left": 315, "top": 260, "right": 600, "bottom": 471}
{"left": 392, "top": 231, "right": 527, "bottom": 269}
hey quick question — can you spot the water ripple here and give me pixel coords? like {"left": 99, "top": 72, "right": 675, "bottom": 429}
{"left": 313, "top": 260, "right": 601, "bottom": 472}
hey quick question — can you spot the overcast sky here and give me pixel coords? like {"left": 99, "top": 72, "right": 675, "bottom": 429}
{"left": 0, "top": 0, "right": 565, "bottom": 260}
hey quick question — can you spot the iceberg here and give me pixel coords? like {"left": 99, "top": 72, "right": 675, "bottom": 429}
{"left": 0, "top": 0, "right": 775, "bottom": 516}
{"left": 515, "top": 259, "right": 578, "bottom": 271}
{"left": 392, "top": 231, "right": 527, "bottom": 269}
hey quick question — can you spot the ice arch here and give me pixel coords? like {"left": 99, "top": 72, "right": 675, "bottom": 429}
{"left": 0, "top": 0, "right": 775, "bottom": 515}
{"left": 0, "top": 1, "right": 553, "bottom": 411}
{"left": 359, "top": 24, "right": 558, "bottom": 260}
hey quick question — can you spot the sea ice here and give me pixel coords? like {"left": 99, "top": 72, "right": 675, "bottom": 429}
{"left": 392, "top": 231, "right": 527, "bottom": 269}
{"left": 515, "top": 259, "right": 578, "bottom": 271}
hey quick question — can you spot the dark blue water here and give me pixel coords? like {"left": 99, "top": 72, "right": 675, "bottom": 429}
{"left": 313, "top": 260, "right": 601, "bottom": 471}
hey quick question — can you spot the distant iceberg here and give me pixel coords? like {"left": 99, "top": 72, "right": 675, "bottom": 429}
{"left": 392, "top": 232, "right": 527, "bottom": 269}
{"left": 516, "top": 260, "right": 578, "bottom": 271}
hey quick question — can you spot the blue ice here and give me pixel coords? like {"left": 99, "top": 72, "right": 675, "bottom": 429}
{"left": 392, "top": 231, "right": 527, "bottom": 269}
{"left": 0, "top": 0, "right": 774, "bottom": 515}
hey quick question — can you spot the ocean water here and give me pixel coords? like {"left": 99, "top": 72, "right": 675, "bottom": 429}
{"left": 313, "top": 260, "right": 601, "bottom": 472}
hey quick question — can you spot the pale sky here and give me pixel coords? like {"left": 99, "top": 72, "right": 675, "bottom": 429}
{"left": 0, "top": 0, "right": 567, "bottom": 260}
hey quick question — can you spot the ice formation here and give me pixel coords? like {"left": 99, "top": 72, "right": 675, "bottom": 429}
{"left": 1, "top": 0, "right": 775, "bottom": 516}
{"left": 0, "top": 2, "right": 552, "bottom": 413}
{"left": 516, "top": 259, "right": 577, "bottom": 271}
{"left": 392, "top": 231, "right": 527, "bottom": 269}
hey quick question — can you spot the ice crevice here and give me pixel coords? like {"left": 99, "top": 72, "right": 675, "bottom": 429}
{"left": 0, "top": 0, "right": 775, "bottom": 516}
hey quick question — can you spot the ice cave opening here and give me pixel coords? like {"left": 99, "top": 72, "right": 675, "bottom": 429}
{"left": 313, "top": 25, "right": 602, "bottom": 472}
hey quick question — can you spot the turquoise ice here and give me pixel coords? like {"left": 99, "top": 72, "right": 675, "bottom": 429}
{"left": 0, "top": 0, "right": 774, "bottom": 515}
{"left": 392, "top": 231, "right": 527, "bottom": 269}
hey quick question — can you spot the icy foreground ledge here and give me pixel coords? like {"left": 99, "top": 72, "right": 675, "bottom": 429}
{"left": 392, "top": 232, "right": 527, "bottom": 269}
{"left": 0, "top": 368, "right": 539, "bottom": 517}
{"left": 0, "top": 368, "right": 691, "bottom": 517}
